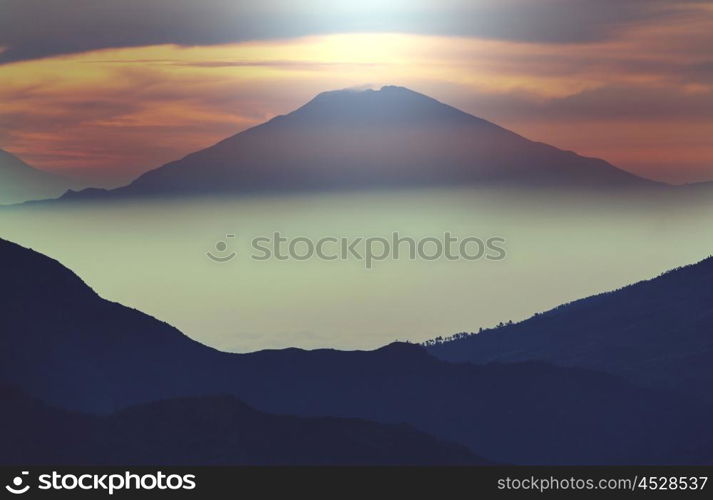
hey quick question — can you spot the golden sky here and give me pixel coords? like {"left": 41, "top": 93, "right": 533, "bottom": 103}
{"left": 1, "top": 1, "right": 712, "bottom": 185}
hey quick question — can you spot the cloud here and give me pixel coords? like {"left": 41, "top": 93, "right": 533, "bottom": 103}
{"left": 454, "top": 85, "right": 713, "bottom": 123}
{"left": 0, "top": 0, "right": 707, "bottom": 64}
{"left": 539, "top": 86, "right": 713, "bottom": 121}
{"left": 443, "top": 84, "right": 713, "bottom": 183}
{"left": 2, "top": 13, "right": 713, "bottom": 186}
{"left": 0, "top": 61, "right": 272, "bottom": 185}
{"left": 686, "top": 61, "right": 713, "bottom": 84}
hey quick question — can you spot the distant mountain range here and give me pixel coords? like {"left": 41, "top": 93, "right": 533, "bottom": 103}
{"left": 0, "top": 386, "right": 483, "bottom": 465}
{"left": 1, "top": 237, "right": 711, "bottom": 465}
{"left": 0, "top": 149, "right": 74, "bottom": 205}
{"left": 427, "top": 256, "right": 713, "bottom": 405}
{"left": 60, "top": 86, "right": 660, "bottom": 201}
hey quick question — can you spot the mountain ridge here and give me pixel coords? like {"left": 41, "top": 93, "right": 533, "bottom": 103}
{"left": 1, "top": 237, "right": 711, "bottom": 464}
{"left": 427, "top": 254, "right": 713, "bottom": 404}
{"left": 0, "top": 385, "right": 485, "bottom": 465}
{"left": 56, "top": 85, "right": 660, "bottom": 201}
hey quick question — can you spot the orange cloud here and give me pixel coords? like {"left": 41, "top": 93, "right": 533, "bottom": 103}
{"left": 1, "top": 6, "right": 712, "bottom": 186}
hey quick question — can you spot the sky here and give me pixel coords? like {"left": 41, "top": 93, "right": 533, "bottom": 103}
{"left": 1, "top": 0, "right": 712, "bottom": 186}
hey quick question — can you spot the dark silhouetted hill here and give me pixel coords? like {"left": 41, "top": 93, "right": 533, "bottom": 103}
{"left": 0, "top": 386, "right": 482, "bottom": 465}
{"left": 61, "top": 86, "right": 659, "bottom": 201}
{"left": 427, "top": 256, "right": 713, "bottom": 405}
{"left": 1, "top": 238, "right": 711, "bottom": 465}
{"left": 0, "top": 237, "right": 224, "bottom": 411}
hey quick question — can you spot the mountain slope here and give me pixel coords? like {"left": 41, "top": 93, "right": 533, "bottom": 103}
{"left": 0, "top": 149, "right": 72, "bottom": 204}
{"left": 427, "top": 256, "right": 713, "bottom": 404}
{"left": 1, "top": 237, "right": 710, "bottom": 465}
{"left": 0, "top": 386, "right": 482, "bottom": 465}
{"left": 0, "top": 236, "right": 223, "bottom": 411}
{"left": 64, "top": 86, "right": 658, "bottom": 200}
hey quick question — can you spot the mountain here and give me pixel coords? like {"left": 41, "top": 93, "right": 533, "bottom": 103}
{"left": 62, "top": 86, "right": 658, "bottom": 201}
{"left": 0, "top": 236, "right": 223, "bottom": 410}
{"left": 427, "top": 256, "right": 713, "bottom": 405}
{"left": 0, "top": 149, "right": 73, "bottom": 204}
{"left": 0, "top": 386, "right": 482, "bottom": 465}
{"left": 681, "top": 180, "right": 713, "bottom": 197}
{"left": 1, "top": 237, "right": 711, "bottom": 465}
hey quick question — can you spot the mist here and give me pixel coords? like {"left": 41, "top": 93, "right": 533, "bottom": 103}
{"left": 1, "top": 186, "right": 711, "bottom": 352}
